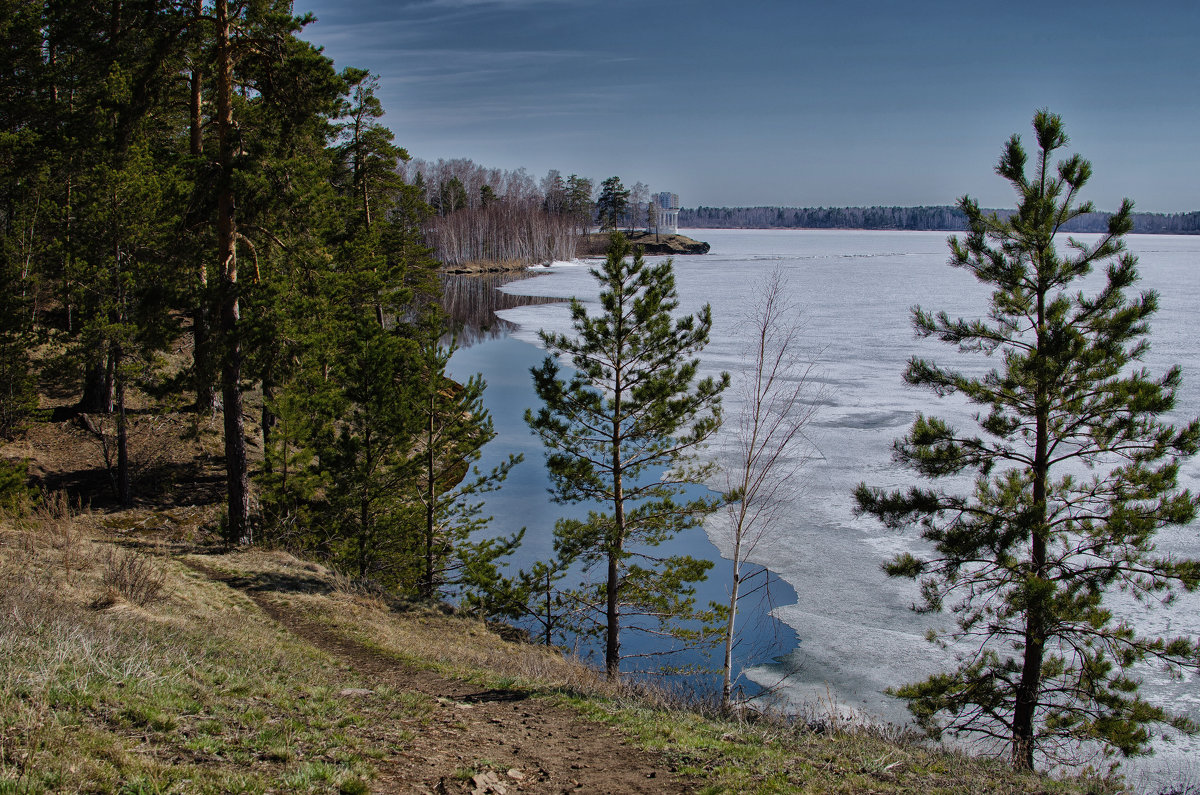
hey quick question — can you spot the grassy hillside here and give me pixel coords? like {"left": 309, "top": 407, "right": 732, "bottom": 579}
{"left": 0, "top": 491, "right": 1126, "bottom": 793}
{"left": 0, "top": 333, "right": 1129, "bottom": 793}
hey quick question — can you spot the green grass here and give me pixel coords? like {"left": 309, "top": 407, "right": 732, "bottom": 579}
{"left": 555, "top": 695, "right": 1117, "bottom": 794}
{"left": 0, "top": 520, "right": 420, "bottom": 793}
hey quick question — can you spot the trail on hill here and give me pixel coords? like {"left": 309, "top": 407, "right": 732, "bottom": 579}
{"left": 187, "top": 560, "right": 694, "bottom": 795}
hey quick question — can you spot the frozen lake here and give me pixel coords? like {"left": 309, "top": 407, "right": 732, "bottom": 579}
{"left": 448, "top": 228, "right": 1200, "bottom": 789}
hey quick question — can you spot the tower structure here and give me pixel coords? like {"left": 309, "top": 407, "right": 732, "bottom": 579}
{"left": 654, "top": 191, "right": 680, "bottom": 234}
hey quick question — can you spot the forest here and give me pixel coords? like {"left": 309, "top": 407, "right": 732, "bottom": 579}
{"left": 0, "top": 0, "right": 706, "bottom": 655}
{"left": 681, "top": 204, "right": 1200, "bottom": 233}
{"left": 0, "top": 0, "right": 552, "bottom": 606}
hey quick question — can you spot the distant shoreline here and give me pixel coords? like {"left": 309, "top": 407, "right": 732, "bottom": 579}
{"left": 680, "top": 205, "right": 1200, "bottom": 235}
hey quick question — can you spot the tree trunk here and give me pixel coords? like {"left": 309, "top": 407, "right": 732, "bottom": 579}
{"left": 190, "top": 11, "right": 216, "bottom": 411}
{"left": 216, "top": 0, "right": 250, "bottom": 545}
{"left": 1012, "top": 429, "right": 1048, "bottom": 770}
{"left": 261, "top": 378, "right": 275, "bottom": 474}
{"left": 606, "top": 360, "right": 624, "bottom": 680}
{"left": 1012, "top": 278, "right": 1051, "bottom": 771}
{"left": 422, "top": 390, "right": 436, "bottom": 599}
{"left": 605, "top": 547, "right": 620, "bottom": 679}
{"left": 115, "top": 345, "right": 131, "bottom": 507}
{"left": 359, "top": 488, "right": 370, "bottom": 579}
{"left": 721, "top": 560, "right": 741, "bottom": 711}
{"left": 80, "top": 357, "right": 115, "bottom": 413}
{"left": 544, "top": 568, "right": 553, "bottom": 646}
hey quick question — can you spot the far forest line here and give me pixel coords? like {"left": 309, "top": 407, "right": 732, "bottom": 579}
{"left": 680, "top": 204, "right": 1200, "bottom": 234}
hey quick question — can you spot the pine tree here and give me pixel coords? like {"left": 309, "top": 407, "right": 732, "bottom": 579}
{"left": 313, "top": 319, "right": 421, "bottom": 583}
{"left": 405, "top": 315, "right": 523, "bottom": 602}
{"left": 202, "top": 0, "right": 345, "bottom": 543}
{"left": 565, "top": 174, "right": 593, "bottom": 236}
{"left": 526, "top": 232, "right": 729, "bottom": 679}
{"left": 74, "top": 145, "right": 187, "bottom": 505}
{"left": 595, "top": 177, "right": 629, "bottom": 233}
{"left": 854, "top": 111, "right": 1200, "bottom": 769}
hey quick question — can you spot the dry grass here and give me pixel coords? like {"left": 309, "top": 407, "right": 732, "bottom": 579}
{"left": 0, "top": 497, "right": 1132, "bottom": 794}
{"left": 96, "top": 546, "right": 170, "bottom": 607}
{"left": 196, "top": 548, "right": 1126, "bottom": 795}
{"left": 196, "top": 547, "right": 621, "bottom": 696}
{"left": 0, "top": 509, "right": 417, "bottom": 793}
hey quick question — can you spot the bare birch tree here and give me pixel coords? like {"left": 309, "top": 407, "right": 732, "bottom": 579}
{"left": 717, "top": 269, "right": 823, "bottom": 710}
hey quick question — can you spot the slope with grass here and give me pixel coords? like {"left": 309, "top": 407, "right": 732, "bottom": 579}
{"left": 0, "top": 338, "right": 1128, "bottom": 793}
{"left": 0, "top": 489, "right": 1125, "bottom": 793}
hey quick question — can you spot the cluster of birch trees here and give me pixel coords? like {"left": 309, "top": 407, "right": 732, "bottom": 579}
{"left": 400, "top": 160, "right": 596, "bottom": 266}
{"left": 398, "top": 161, "right": 661, "bottom": 267}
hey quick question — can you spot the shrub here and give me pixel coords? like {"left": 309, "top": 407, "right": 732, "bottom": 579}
{"left": 99, "top": 548, "right": 170, "bottom": 606}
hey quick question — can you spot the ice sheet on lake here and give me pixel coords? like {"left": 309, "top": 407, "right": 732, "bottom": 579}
{"left": 480, "top": 229, "right": 1200, "bottom": 788}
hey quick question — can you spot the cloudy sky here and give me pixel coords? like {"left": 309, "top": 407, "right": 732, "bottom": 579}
{"left": 297, "top": 0, "right": 1199, "bottom": 212}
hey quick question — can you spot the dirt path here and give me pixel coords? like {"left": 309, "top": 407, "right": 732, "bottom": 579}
{"left": 188, "top": 561, "right": 695, "bottom": 794}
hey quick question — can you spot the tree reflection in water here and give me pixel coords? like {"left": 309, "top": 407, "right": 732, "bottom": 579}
{"left": 439, "top": 272, "right": 563, "bottom": 347}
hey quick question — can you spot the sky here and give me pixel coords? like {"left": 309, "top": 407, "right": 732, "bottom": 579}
{"left": 296, "top": 0, "right": 1200, "bottom": 212}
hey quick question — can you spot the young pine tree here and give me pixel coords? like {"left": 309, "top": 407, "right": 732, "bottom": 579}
{"left": 526, "top": 232, "right": 729, "bottom": 679}
{"left": 405, "top": 314, "right": 523, "bottom": 604}
{"left": 854, "top": 110, "right": 1200, "bottom": 770}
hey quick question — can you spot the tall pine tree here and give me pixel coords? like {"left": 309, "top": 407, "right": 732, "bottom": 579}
{"left": 855, "top": 111, "right": 1200, "bottom": 769}
{"left": 527, "top": 233, "right": 729, "bottom": 679}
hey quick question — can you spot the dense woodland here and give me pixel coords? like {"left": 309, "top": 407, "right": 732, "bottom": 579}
{"left": 0, "top": 0, "right": 701, "bottom": 633}
{"left": 0, "top": 0, "right": 539, "bottom": 605}
{"left": 681, "top": 204, "right": 1200, "bottom": 233}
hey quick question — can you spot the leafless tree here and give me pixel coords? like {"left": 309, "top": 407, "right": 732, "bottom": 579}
{"left": 628, "top": 181, "right": 648, "bottom": 232}
{"left": 716, "top": 268, "right": 824, "bottom": 710}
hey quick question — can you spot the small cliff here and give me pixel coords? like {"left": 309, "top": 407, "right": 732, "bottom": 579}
{"left": 576, "top": 231, "right": 711, "bottom": 257}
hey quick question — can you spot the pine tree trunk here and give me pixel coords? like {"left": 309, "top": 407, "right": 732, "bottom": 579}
{"left": 359, "top": 485, "right": 370, "bottom": 579}
{"left": 1012, "top": 423, "right": 1048, "bottom": 770}
{"left": 544, "top": 569, "right": 553, "bottom": 646}
{"left": 605, "top": 547, "right": 620, "bottom": 679}
{"left": 422, "top": 390, "right": 436, "bottom": 599}
{"left": 190, "top": 10, "right": 216, "bottom": 411}
{"left": 216, "top": 0, "right": 250, "bottom": 545}
{"left": 261, "top": 379, "right": 275, "bottom": 475}
{"left": 1012, "top": 282, "right": 1051, "bottom": 771}
{"left": 115, "top": 345, "right": 131, "bottom": 507}
{"left": 80, "top": 358, "right": 114, "bottom": 413}
{"left": 606, "top": 364, "right": 624, "bottom": 680}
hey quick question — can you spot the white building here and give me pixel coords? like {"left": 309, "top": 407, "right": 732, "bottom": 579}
{"left": 654, "top": 191, "right": 680, "bottom": 234}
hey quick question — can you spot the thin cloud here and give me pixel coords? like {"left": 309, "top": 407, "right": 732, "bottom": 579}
{"left": 420, "top": 0, "right": 587, "bottom": 7}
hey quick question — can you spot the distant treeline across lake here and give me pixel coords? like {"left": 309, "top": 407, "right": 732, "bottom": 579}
{"left": 681, "top": 205, "right": 1200, "bottom": 234}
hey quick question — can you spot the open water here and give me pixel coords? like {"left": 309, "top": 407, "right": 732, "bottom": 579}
{"left": 447, "top": 229, "right": 1200, "bottom": 789}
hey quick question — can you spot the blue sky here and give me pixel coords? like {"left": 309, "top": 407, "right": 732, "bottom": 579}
{"left": 297, "top": 0, "right": 1199, "bottom": 212}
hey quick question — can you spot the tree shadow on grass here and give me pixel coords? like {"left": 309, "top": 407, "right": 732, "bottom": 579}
{"left": 216, "top": 569, "right": 335, "bottom": 596}
{"left": 36, "top": 461, "right": 225, "bottom": 511}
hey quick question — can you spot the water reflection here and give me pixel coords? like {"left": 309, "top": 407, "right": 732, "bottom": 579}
{"left": 440, "top": 272, "right": 564, "bottom": 347}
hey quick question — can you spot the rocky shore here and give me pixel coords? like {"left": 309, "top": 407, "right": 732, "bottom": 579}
{"left": 575, "top": 231, "right": 711, "bottom": 257}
